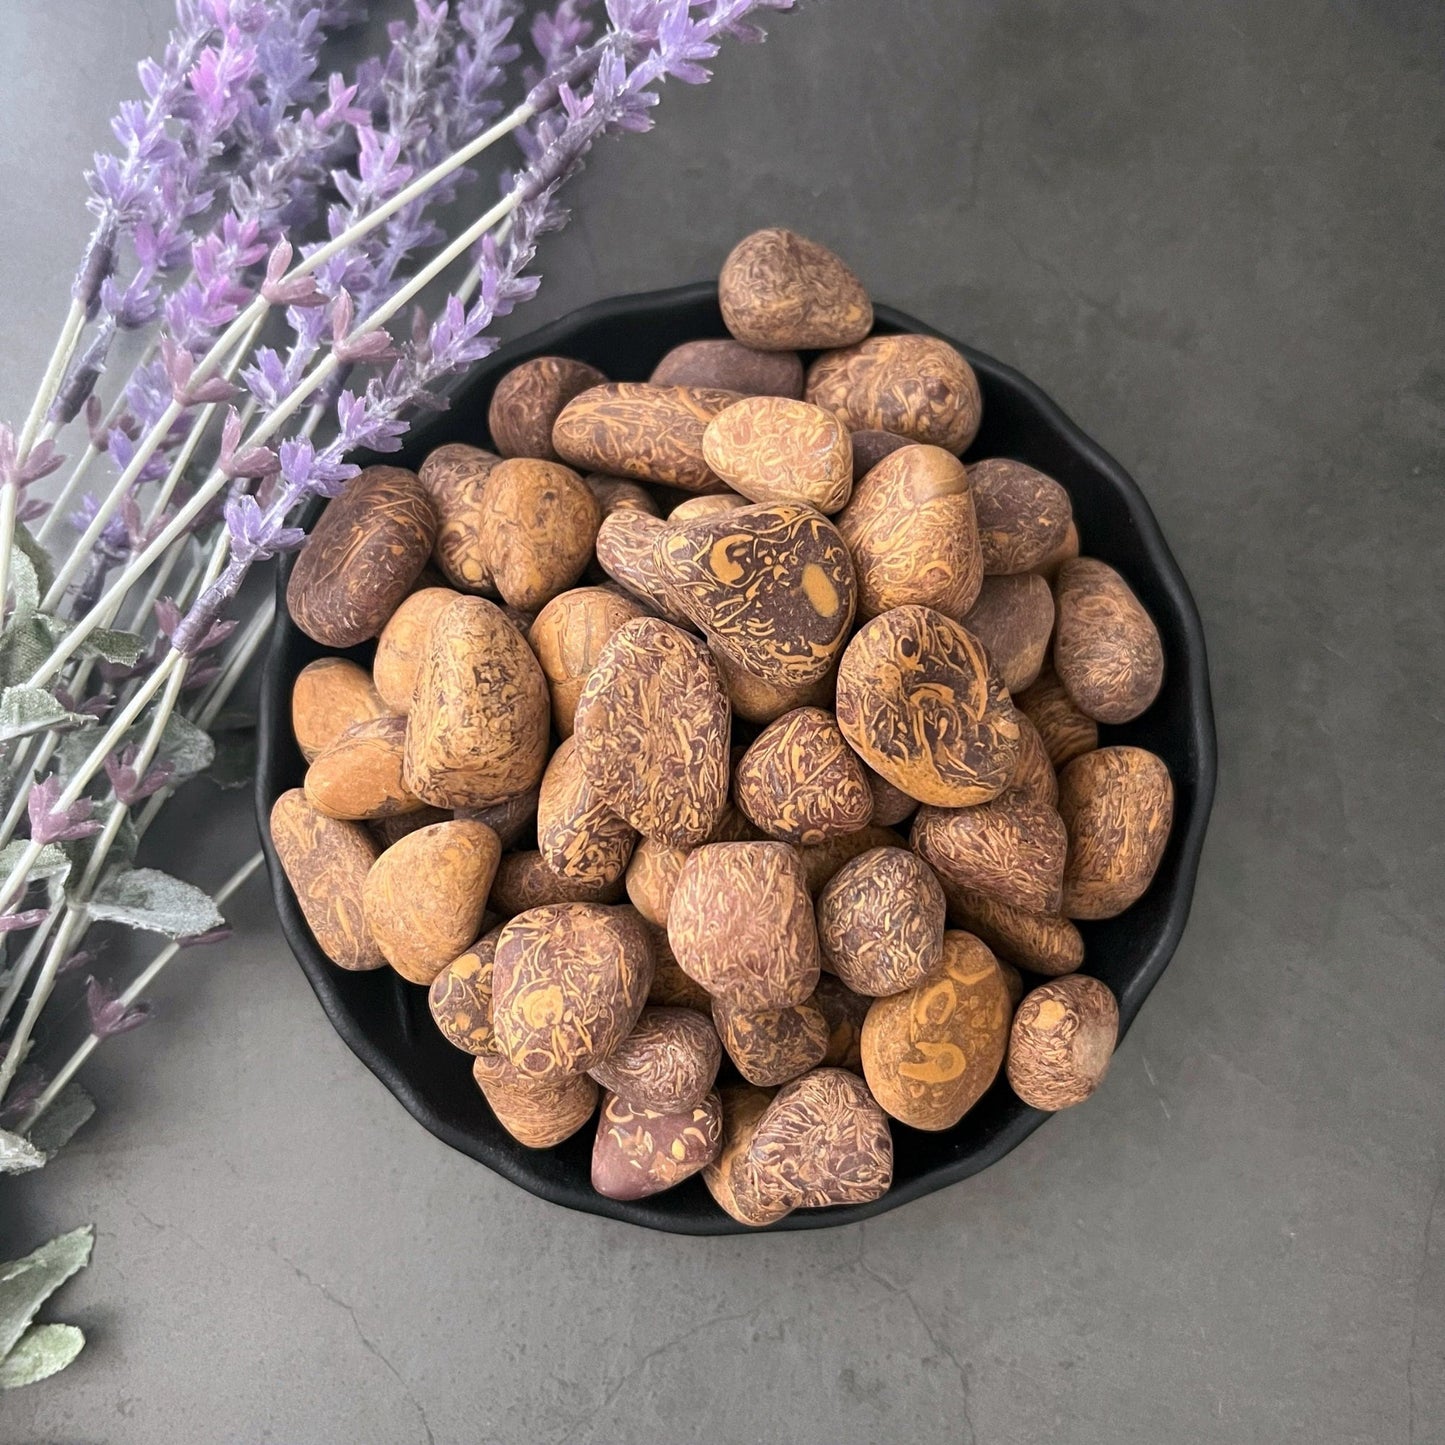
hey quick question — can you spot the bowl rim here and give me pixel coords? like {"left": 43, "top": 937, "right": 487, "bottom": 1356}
{"left": 255, "top": 281, "right": 1218, "bottom": 1235}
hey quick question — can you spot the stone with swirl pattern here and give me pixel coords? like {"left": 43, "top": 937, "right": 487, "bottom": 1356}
{"left": 643, "top": 926, "right": 715, "bottom": 1013}
{"left": 487, "top": 356, "right": 607, "bottom": 462}
{"left": 861, "top": 931, "right": 1012, "bottom": 1131}
{"left": 304, "top": 715, "right": 422, "bottom": 822}
{"left": 1057, "top": 746, "right": 1174, "bottom": 920}
{"left": 488, "top": 850, "right": 625, "bottom": 917}
{"left": 939, "top": 878, "right": 1085, "bottom": 978}
{"left": 623, "top": 802, "right": 755, "bottom": 929}
{"left": 968, "top": 458, "right": 1074, "bottom": 576}
{"left": 1006, "top": 974, "right": 1119, "bottom": 1111}
{"left": 290, "top": 657, "right": 388, "bottom": 764}
{"left": 417, "top": 443, "right": 501, "bottom": 593}
{"left": 668, "top": 842, "right": 820, "bottom": 1010}
{"left": 586, "top": 474, "right": 661, "bottom": 519}
{"left": 372, "top": 587, "right": 457, "bottom": 713}
{"left": 286, "top": 465, "right": 438, "bottom": 647}
{"left": 536, "top": 737, "right": 637, "bottom": 890}
{"left": 702, "top": 396, "right": 853, "bottom": 513}
{"left": 456, "top": 788, "right": 539, "bottom": 851}
{"left": 572, "top": 618, "right": 731, "bottom": 848}
{"left": 816, "top": 846, "right": 947, "bottom": 997}
{"left": 491, "top": 903, "right": 654, "bottom": 1079}
{"left": 863, "top": 767, "right": 918, "bottom": 828}
{"left": 651, "top": 337, "right": 805, "bottom": 398}
{"left": 835, "top": 444, "right": 983, "bottom": 621}
{"left": 552, "top": 382, "right": 742, "bottom": 492}
{"left": 1008, "top": 716, "right": 1059, "bottom": 809}
{"left": 703, "top": 1084, "right": 790, "bottom": 1228}
{"left": 963, "top": 572, "right": 1055, "bottom": 695}
{"left": 588, "top": 1006, "right": 722, "bottom": 1113}
{"left": 806, "top": 334, "right": 982, "bottom": 454}
{"left": 472, "top": 1052, "right": 599, "bottom": 1149}
{"left": 528, "top": 586, "right": 651, "bottom": 739}
{"left": 591, "top": 1091, "right": 724, "bottom": 1201}
{"left": 654, "top": 502, "right": 857, "bottom": 686}
{"left": 712, "top": 995, "right": 831, "bottom": 1087}
{"left": 592, "top": 510, "right": 695, "bottom": 627}
{"left": 428, "top": 926, "right": 504, "bottom": 1056}
{"left": 796, "top": 824, "right": 907, "bottom": 897}
{"left": 812, "top": 974, "right": 871, "bottom": 1071}
{"left": 733, "top": 707, "right": 873, "bottom": 846}
{"left": 1013, "top": 664, "right": 1099, "bottom": 770}
{"left": 834, "top": 605, "right": 1021, "bottom": 808}
{"left": 709, "top": 643, "right": 836, "bottom": 726}
{"left": 1052, "top": 557, "right": 1165, "bottom": 724}
{"left": 718, "top": 228, "right": 873, "bottom": 352}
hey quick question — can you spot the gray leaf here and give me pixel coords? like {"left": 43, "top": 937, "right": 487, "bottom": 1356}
{"left": 0, "top": 1323, "right": 85, "bottom": 1388}
{"left": 151, "top": 710, "right": 215, "bottom": 784}
{"left": 82, "top": 627, "right": 145, "bottom": 667}
{"left": 0, "top": 841, "right": 70, "bottom": 885}
{"left": 88, "top": 867, "right": 224, "bottom": 939}
{"left": 0, "top": 684, "right": 95, "bottom": 743}
{"left": 0, "top": 1131, "right": 45, "bottom": 1175}
{"left": 0, "top": 1226, "right": 92, "bottom": 1358}
{"left": 206, "top": 731, "right": 256, "bottom": 791}
{"left": 26, "top": 1083, "right": 95, "bottom": 1156}
{"left": 7, "top": 547, "right": 40, "bottom": 621}
{"left": 0, "top": 616, "right": 56, "bottom": 687}
{"left": 11, "top": 525, "right": 56, "bottom": 605}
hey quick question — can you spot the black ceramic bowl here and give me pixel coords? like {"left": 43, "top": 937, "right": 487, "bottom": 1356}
{"left": 256, "top": 283, "right": 1216, "bottom": 1235}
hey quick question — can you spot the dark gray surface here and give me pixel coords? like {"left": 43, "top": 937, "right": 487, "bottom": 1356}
{"left": 3, "top": 1, "right": 1443, "bottom": 1441}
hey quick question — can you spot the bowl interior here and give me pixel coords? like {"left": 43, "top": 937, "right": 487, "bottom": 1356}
{"left": 256, "top": 284, "right": 1217, "bottom": 1235}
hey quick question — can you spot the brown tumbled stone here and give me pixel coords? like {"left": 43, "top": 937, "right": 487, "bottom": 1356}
{"left": 473, "top": 1054, "right": 598, "bottom": 1148}
{"left": 489, "top": 850, "right": 626, "bottom": 917}
{"left": 589, "top": 1006, "right": 722, "bottom": 1113}
{"left": 1014, "top": 665, "right": 1099, "bottom": 769}
{"left": 536, "top": 737, "right": 637, "bottom": 889}
{"left": 304, "top": 715, "right": 421, "bottom": 821}
{"left": 591, "top": 1090, "right": 724, "bottom": 1200}
{"left": 911, "top": 794, "right": 1069, "bottom": 914}
{"left": 963, "top": 573, "right": 1055, "bottom": 695}
{"left": 713, "top": 995, "right": 830, "bottom": 1087}
{"left": 476, "top": 458, "right": 601, "bottom": 611}
{"left": 1007, "top": 973, "right": 1119, "bottom": 1110}
{"left": 969, "top": 459, "right": 1073, "bottom": 575}
{"left": 291, "top": 658, "right": 387, "bottom": 764}
{"left": 372, "top": 587, "right": 458, "bottom": 714}
{"left": 528, "top": 586, "right": 650, "bottom": 740}
{"left": 428, "top": 926, "right": 503, "bottom": 1055}
{"left": 487, "top": 356, "right": 607, "bottom": 462}
{"left": 418, "top": 443, "right": 501, "bottom": 593}
{"left": 1053, "top": 558, "right": 1165, "bottom": 724}
{"left": 702, "top": 396, "right": 853, "bottom": 513}
{"left": 651, "top": 338, "right": 805, "bottom": 398}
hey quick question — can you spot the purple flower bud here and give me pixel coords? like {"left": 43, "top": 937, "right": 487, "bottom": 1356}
{"left": 103, "top": 746, "right": 174, "bottom": 806}
{"left": 179, "top": 924, "right": 234, "bottom": 949}
{"left": 28, "top": 776, "right": 104, "bottom": 845}
{"left": 0, "top": 908, "right": 50, "bottom": 935}
{"left": 86, "top": 977, "right": 154, "bottom": 1039}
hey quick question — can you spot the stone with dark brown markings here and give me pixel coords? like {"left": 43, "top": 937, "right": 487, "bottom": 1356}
{"left": 704, "top": 1084, "right": 789, "bottom": 1227}
{"left": 573, "top": 618, "right": 730, "bottom": 848}
{"left": 655, "top": 502, "right": 857, "bottom": 686}
{"left": 806, "top": 335, "right": 982, "bottom": 453}
{"left": 670, "top": 494, "right": 748, "bottom": 524}
{"left": 719, "top": 228, "right": 872, "bottom": 351}
{"left": 713, "top": 995, "right": 830, "bottom": 1087}
{"left": 963, "top": 573, "right": 1055, "bottom": 694}
{"left": 304, "top": 715, "right": 422, "bottom": 821}
{"left": 1008, "top": 715, "right": 1059, "bottom": 808}
{"left": 536, "top": 737, "right": 637, "bottom": 889}
{"left": 457, "top": 789, "right": 539, "bottom": 850}
{"left": 796, "top": 824, "right": 905, "bottom": 896}
{"left": 1031, "top": 517, "right": 1081, "bottom": 582}
{"left": 1058, "top": 746, "right": 1174, "bottom": 919}
{"left": 476, "top": 458, "right": 601, "bottom": 611}
{"left": 1014, "top": 665, "right": 1099, "bottom": 769}
{"left": 591, "top": 1090, "right": 724, "bottom": 1200}
{"left": 816, "top": 846, "right": 946, "bottom": 996}
{"left": 644, "top": 926, "right": 715, "bottom": 1012}
{"left": 709, "top": 645, "right": 836, "bottom": 725}
{"left": 969, "top": 459, "right": 1073, "bottom": 575}
{"left": 593, "top": 510, "right": 693, "bottom": 626}
{"left": 270, "top": 789, "right": 385, "bottom": 971}
{"left": 370, "top": 806, "right": 452, "bottom": 851}
{"left": 403, "top": 596, "right": 551, "bottom": 809}
{"left": 861, "top": 931, "right": 1011, "bottom": 1131}
{"left": 373, "top": 587, "right": 458, "bottom": 713}
{"left": 835, "top": 606, "right": 1021, "bottom": 807}
{"left": 850, "top": 429, "right": 912, "bottom": 477}
{"left": 488, "top": 850, "right": 625, "bottom": 917}
{"left": 287, "top": 466, "right": 437, "bottom": 647}
{"left": 492, "top": 903, "right": 654, "bottom": 1078}
{"left": 473, "top": 1054, "right": 598, "bottom": 1148}
{"left": 418, "top": 443, "right": 501, "bottom": 592}
{"left": 589, "top": 1006, "right": 722, "bottom": 1112}
{"left": 428, "top": 925, "right": 504, "bottom": 1055}
{"left": 940, "top": 881, "right": 1085, "bottom": 977}
{"left": 651, "top": 338, "right": 805, "bottom": 398}
{"left": 812, "top": 974, "right": 871, "bottom": 1071}
{"left": 702, "top": 396, "right": 853, "bottom": 513}
{"left": 1007, "top": 973, "right": 1119, "bottom": 1110}
{"left": 291, "top": 658, "right": 387, "bottom": 764}
{"left": 623, "top": 803, "right": 754, "bottom": 928}
{"left": 733, "top": 706, "right": 873, "bottom": 845}
{"left": 1053, "top": 557, "right": 1165, "bottom": 724}
{"left": 528, "top": 586, "right": 651, "bottom": 740}
{"left": 586, "top": 474, "right": 661, "bottom": 518}
{"left": 552, "top": 382, "right": 741, "bottom": 492}
{"left": 911, "top": 794, "right": 1069, "bottom": 914}
{"left": 488, "top": 356, "right": 607, "bottom": 461}
{"left": 864, "top": 767, "right": 918, "bottom": 828}
{"left": 836, "top": 443, "right": 983, "bottom": 622}
{"left": 668, "top": 842, "right": 819, "bottom": 1010}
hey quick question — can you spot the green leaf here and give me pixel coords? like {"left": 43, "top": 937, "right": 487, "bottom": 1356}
{"left": 7, "top": 547, "right": 40, "bottom": 621}
{"left": 88, "top": 867, "right": 224, "bottom": 939}
{"left": 0, "top": 1226, "right": 92, "bottom": 1359}
{"left": 206, "top": 730, "right": 256, "bottom": 791}
{"left": 0, "top": 1323, "right": 85, "bottom": 1388}
{"left": 151, "top": 711, "right": 214, "bottom": 784}
{"left": 0, "top": 1131, "right": 45, "bottom": 1175}
{"left": 26, "top": 1083, "right": 95, "bottom": 1156}
{"left": 11, "top": 525, "right": 55, "bottom": 606}
{"left": 80, "top": 627, "right": 145, "bottom": 668}
{"left": 0, "top": 615, "right": 56, "bottom": 688}
{"left": 0, "top": 841, "right": 70, "bottom": 886}
{"left": 0, "top": 685, "right": 95, "bottom": 743}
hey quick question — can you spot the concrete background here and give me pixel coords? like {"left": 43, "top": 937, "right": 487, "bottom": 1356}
{"left": 4, "top": 1, "right": 1444, "bottom": 1441}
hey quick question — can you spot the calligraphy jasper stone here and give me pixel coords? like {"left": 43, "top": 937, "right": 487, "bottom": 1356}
{"left": 428, "top": 926, "right": 503, "bottom": 1056}
{"left": 865, "top": 768, "right": 917, "bottom": 828}
{"left": 371, "top": 805, "right": 451, "bottom": 851}
{"left": 668, "top": 842, "right": 820, "bottom": 1010}
{"left": 536, "top": 738, "right": 637, "bottom": 890}
{"left": 362, "top": 820, "right": 501, "bottom": 985}
{"left": 963, "top": 573, "right": 1055, "bottom": 695}
{"left": 623, "top": 802, "right": 753, "bottom": 928}
{"left": 527, "top": 587, "right": 650, "bottom": 739}
{"left": 655, "top": 502, "right": 857, "bottom": 686}
{"left": 941, "top": 880, "right": 1085, "bottom": 978}
{"left": 587, "top": 474, "right": 660, "bottom": 519}
{"left": 270, "top": 789, "right": 384, "bottom": 970}
{"left": 850, "top": 429, "right": 912, "bottom": 477}
{"left": 487, "top": 356, "right": 607, "bottom": 462}
{"left": 911, "top": 794, "right": 1069, "bottom": 915}
{"left": 806, "top": 334, "right": 982, "bottom": 454}
{"left": 573, "top": 618, "right": 731, "bottom": 848}
{"left": 418, "top": 443, "right": 501, "bottom": 592}
{"left": 591, "top": 1090, "right": 724, "bottom": 1201}
{"left": 459, "top": 788, "right": 539, "bottom": 850}
{"left": 1007, "top": 974, "right": 1119, "bottom": 1110}
{"left": 1058, "top": 746, "right": 1174, "bottom": 920}
{"left": 552, "top": 382, "right": 741, "bottom": 492}
{"left": 733, "top": 707, "right": 873, "bottom": 845}
{"left": 645, "top": 926, "right": 715, "bottom": 1012}
{"left": 812, "top": 974, "right": 870, "bottom": 1070}
{"left": 492, "top": 903, "right": 654, "bottom": 1079}
{"left": 304, "top": 715, "right": 420, "bottom": 821}
{"left": 489, "top": 850, "right": 625, "bottom": 917}
{"left": 291, "top": 658, "right": 387, "bottom": 764}
{"left": 372, "top": 587, "right": 458, "bottom": 713}
{"left": 1053, "top": 558, "right": 1165, "bottom": 724}
{"left": 861, "top": 931, "right": 1012, "bottom": 1131}
{"left": 797, "top": 824, "right": 905, "bottom": 896}
{"left": 701, "top": 396, "right": 853, "bottom": 513}
{"left": 704, "top": 1084, "right": 788, "bottom": 1227}
{"left": 1032, "top": 517, "right": 1081, "bottom": 582}
{"left": 713, "top": 995, "right": 830, "bottom": 1087}
{"left": 671, "top": 494, "right": 748, "bottom": 524}
{"left": 403, "top": 596, "right": 551, "bottom": 810}
{"left": 1009, "top": 716, "right": 1058, "bottom": 808}
{"left": 718, "top": 228, "right": 873, "bottom": 351}
{"left": 968, "top": 458, "right": 1073, "bottom": 576}
{"left": 286, "top": 466, "right": 437, "bottom": 647}
{"left": 588, "top": 1006, "right": 722, "bottom": 1113}
{"left": 476, "top": 458, "right": 601, "bottom": 611}
{"left": 836, "top": 444, "right": 983, "bottom": 622}
{"left": 1014, "top": 665, "right": 1099, "bottom": 770}
{"left": 593, "top": 510, "right": 693, "bottom": 627}
{"left": 651, "top": 339, "right": 805, "bottom": 399}
{"left": 473, "top": 1054, "right": 599, "bottom": 1149}
{"left": 745, "top": 1068, "right": 894, "bottom": 1211}
{"left": 709, "top": 645, "right": 835, "bottom": 726}
{"left": 835, "top": 606, "right": 1021, "bottom": 808}
{"left": 816, "top": 846, "right": 946, "bottom": 997}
